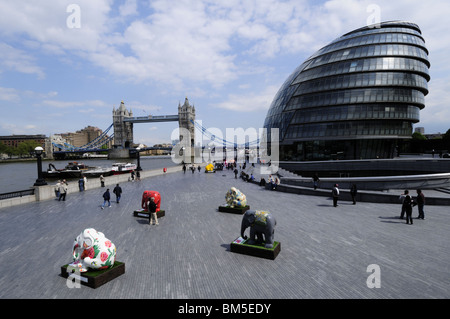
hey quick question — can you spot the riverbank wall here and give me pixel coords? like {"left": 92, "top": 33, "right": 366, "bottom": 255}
{"left": 0, "top": 166, "right": 181, "bottom": 209}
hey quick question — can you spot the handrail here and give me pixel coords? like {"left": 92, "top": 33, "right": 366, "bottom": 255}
{"left": 0, "top": 189, "right": 35, "bottom": 201}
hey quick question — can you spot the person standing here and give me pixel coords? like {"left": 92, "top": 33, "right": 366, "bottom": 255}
{"left": 313, "top": 173, "right": 320, "bottom": 190}
{"left": 402, "top": 190, "right": 413, "bottom": 224}
{"left": 78, "top": 176, "right": 85, "bottom": 192}
{"left": 234, "top": 168, "right": 238, "bottom": 179}
{"left": 100, "top": 175, "right": 105, "bottom": 187}
{"left": 350, "top": 184, "right": 357, "bottom": 205}
{"left": 332, "top": 184, "right": 339, "bottom": 207}
{"left": 113, "top": 184, "right": 122, "bottom": 203}
{"left": 55, "top": 180, "right": 61, "bottom": 198}
{"left": 101, "top": 188, "right": 111, "bottom": 209}
{"left": 399, "top": 191, "right": 407, "bottom": 219}
{"left": 416, "top": 189, "right": 425, "bottom": 219}
{"left": 58, "top": 179, "right": 68, "bottom": 201}
{"left": 147, "top": 197, "right": 158, "bottom": 225}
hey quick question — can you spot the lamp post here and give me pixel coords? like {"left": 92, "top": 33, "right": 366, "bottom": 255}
{"left": 33, "top": 146, "right": 47, "bottom": 186}
{"left": 136, "top": 147, "right": 142, "bottom": 171}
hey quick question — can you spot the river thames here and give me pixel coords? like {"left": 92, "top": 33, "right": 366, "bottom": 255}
{"left": 0, "top": 155, "right": 179, "bottom": 194}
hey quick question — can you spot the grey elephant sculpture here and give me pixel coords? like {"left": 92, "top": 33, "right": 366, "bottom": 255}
{"left": 241, "top": 210, "right": 276, "bottom": 248}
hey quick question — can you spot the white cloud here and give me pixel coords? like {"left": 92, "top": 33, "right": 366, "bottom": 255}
{"left": 0, "top": 43, "right": 45, "bottom": 79}
{"left": 119, "top": 0, "right": 138, "bottom": 17}
{"left": 40, "top": 99, "right": 108, "bottom": 109}
{"left": 213, "top": 85, "right": 279, "bottom": 112}
{"left": 0, "top": 87, "right": 20, "bottom": 102}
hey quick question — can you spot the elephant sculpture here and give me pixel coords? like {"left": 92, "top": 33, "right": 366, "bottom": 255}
{"left": 141, "top": 190, "right": 161, "bottom": 212}
{"left": 225, "top": 187, "right": 247, "bottom": 208}
{"left": 241, "top": 210, "right": 276, "bottom": 248}
{"left": 71, "top": 228, "right": 116, "bottom": 272}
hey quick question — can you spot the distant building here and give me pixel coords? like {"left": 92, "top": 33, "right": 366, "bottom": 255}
{"left": 0, "top": 134, "right": 46, "bottom": 148}
{"left": 414, "top": 127, "right": 425, "bottom": 134}
{"left": 60, "top": 126, "right": 105, "bottom": 148}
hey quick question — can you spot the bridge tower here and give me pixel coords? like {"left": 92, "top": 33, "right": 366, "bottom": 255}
{"left": 109, "top": 101, "right": 134, "bottom": 159}
{"left": 178, "top": 97, "right": 196, "bottom": 147}
{"left": 113, "top": 101, "right": 134, "bottom": 148}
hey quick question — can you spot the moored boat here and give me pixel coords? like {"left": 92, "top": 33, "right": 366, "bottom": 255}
{"left": 111, "top": 163, "right": 137, "bottom": 174}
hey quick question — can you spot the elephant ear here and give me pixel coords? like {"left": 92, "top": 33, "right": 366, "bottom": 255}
{"left": 246, "top": 211, "right": 256, "bottom": 224}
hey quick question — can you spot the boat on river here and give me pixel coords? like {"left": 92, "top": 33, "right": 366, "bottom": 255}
{"left": 42, "top": 162, "right": 113, "bottom": 179}
{"left": 111, "top": 163, "right": 137, "bottom": 175}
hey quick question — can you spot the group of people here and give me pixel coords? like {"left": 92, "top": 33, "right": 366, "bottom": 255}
{"left": 331, "top": 183, "right": 357, "bottom": 207}
{"left": 399, "top": 189, "right": 426, "bottom": 224}
{"left": 101, "top": 184, "right": 122, "bottom": 209}
{"left": 182, "top": 163, "right": 201, "bottom": 173}
{"left": 267, "top": 175, "right": 280, "bottom": 190}
{"left": 54, "top": 179, "right": 68, "bottom": 201}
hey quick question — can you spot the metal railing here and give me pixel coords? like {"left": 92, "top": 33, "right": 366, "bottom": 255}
{"left": 0, "top": 189, "right": 35, "bottom": 201}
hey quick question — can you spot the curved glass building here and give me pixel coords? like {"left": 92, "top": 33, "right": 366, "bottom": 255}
{"left": 264, "top": 21, "right": 430, "bottom": 161}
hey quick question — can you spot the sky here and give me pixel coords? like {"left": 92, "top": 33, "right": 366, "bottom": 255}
{"left": 1, "top": 0, "right": 449, "bottom": 147}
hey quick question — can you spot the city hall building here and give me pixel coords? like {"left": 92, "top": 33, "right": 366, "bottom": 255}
{"left": 263, "top": 21, "right": 430, "bottom": 161}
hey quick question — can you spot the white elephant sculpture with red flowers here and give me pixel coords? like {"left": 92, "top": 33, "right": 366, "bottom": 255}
{"left": 70, "top": 228, "right": 116, "bottom": 272}
{"left": 225, "top": 187, "right": 247, "bottom": 208}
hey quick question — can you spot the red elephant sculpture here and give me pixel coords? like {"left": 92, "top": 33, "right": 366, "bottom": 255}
{"left": 141, "top": 190, "right": 161, "bottom": 212}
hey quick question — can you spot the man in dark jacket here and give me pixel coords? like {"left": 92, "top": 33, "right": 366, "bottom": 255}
{"left": 402, "top": 190, "right": 413, "bottom": 224}
{"left": 147, "top": 197, "right": 158, "bottom": 225}
{"left": 101, "top": 189, "right": 111, "bottom": 209}
{"left": 416, "top": 189, "right": 425, "bottom": 219}
{"left": 113, "top": 184, "right": 122, "bottom": 203}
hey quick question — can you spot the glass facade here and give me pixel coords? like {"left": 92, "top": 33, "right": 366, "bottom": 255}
{"left": 263, "top": 21, "right": 430, "bottom": 161}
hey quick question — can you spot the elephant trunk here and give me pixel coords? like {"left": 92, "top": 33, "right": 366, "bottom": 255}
{"left": 240, "top": 220, "right": 248, "bottom": 239}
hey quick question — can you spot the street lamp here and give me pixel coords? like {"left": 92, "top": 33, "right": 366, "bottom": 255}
{"left": 33, "top": 146, "right": 47, "bottom": 186}
{"left": 136, "top": 147, "right": 142, "bottom": 171}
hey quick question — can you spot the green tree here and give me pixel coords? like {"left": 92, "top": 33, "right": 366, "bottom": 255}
{"left": 412, "top": 131, "right": 426, "bottom": 140}
{"left": 16, "top": 141, "right": 41, "bottom": 157}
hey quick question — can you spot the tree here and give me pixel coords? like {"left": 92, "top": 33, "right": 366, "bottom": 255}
{"left": 412, "top": 131, "right": 426, "bottom": 140}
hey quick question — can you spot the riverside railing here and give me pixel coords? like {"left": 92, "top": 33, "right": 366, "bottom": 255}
{"left": 0, "top": 189, "right": 35, "bottom": 201}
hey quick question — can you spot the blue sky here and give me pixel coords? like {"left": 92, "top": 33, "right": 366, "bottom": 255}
{"left": 1, "top": 0, "right": 449, "bottom": 146}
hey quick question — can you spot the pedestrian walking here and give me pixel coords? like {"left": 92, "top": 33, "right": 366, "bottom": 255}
{"left": 58, "top": 179, "right": 68, "bottom": 201}
{"left": 350, "top": 184, "right": 357, "bottom": 205}
{"left": 402, "top": 190, "right": 413, "bottom": 224}
{"left": 416, "top": 189, "right": 425, "bottom": 219}
{"left": 332, "top": 184, "right": 339, "bottom": 207}
{"left": 183, "top": 164, "right": 186, "bottom": 174}
{"left": 130, "top": 170, "right": 135, "bottom": 181}
{"left": 113, "top": 184, "right": 122, "bottom": 203}
{"left": 147, "top": 197, "right": 158, "bottom": 225}
{"left": 234, "top": 168, "right": 238, "bottom": 179}
{"left": 101, "top": 188, "right": 111, "bottom": 209}
{"left": 100, "top": 175, "right": 105, "bottom": 187}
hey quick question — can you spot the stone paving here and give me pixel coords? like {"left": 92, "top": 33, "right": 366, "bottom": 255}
{"left": 0, "top": 165, "right": 449, "bottom": 299}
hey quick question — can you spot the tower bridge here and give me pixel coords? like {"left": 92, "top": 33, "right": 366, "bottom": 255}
{"left": 52, "top": 96, "right": 260, "bottom": 160}
{"left": 109, "top": 97, "right": 195, "bottom": 159}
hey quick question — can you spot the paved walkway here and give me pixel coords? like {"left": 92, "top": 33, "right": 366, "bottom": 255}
{"left": 0, "top": 166, "right": 449, "bottom": 299}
